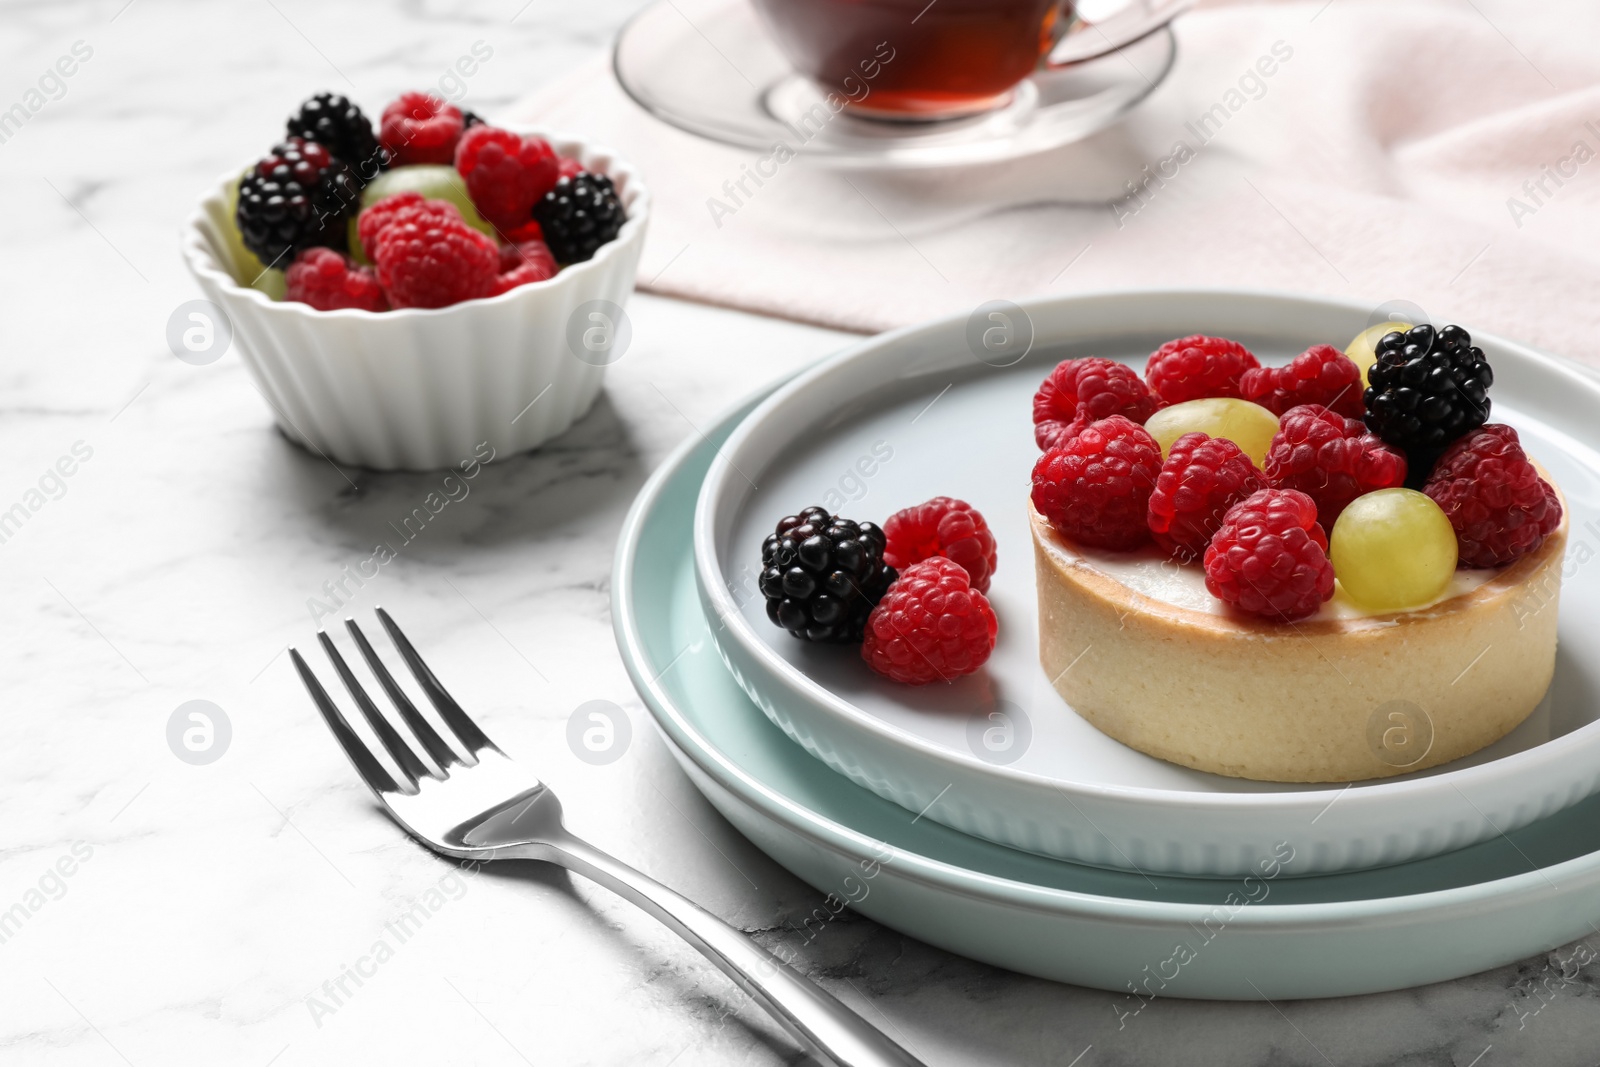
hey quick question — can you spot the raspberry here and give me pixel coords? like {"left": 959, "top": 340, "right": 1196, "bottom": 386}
{"left": 556, "top": 156, "right": 585, "bottom": 180}
{"left": 861, "top": 558, "right": 997, "bottom": 685}
{"left": 490, "top": 239, "right": 558, "bottom": 296}
{"left": 760, "top": 507, "right": 896, "bottom": 643}
{"left": 1030, "top": 415, "right": 1163, "bottom": 550}
{"left": 454, "top": 125, "right": 561, "bottom": 234}
{"left": 379, "top": 92, "right": 464, "bottom": 166}
{"left": 1241, "top": 344, "right": 1364, "bottom": 418}
{"left": 1147, "top": 433, "right": 1266, "bottom": 563}
{"left": 285, "top": 247, "right": 386, "bottom": 311}
{"left": 1032, "top": 358, "right": 1161, "bottom": 451}
{"left": 1145, "top": 335, "right": 1261, "bottom": 405}
{"left": 883, "top": 497, "right": 997, "bottom": 593}
{"left": 371, "top": 203, "right": 498, "bottom": 309}
{"left": 1204, "top": 489, "right": 1334, "bottom": 622}
{"left": 503, "top": 220, "right": 545, "bottom": 244}
{"left": 356, "top": 191, "right": 464, "bottom": 261}
{"left": 1263, "top": 404, "right": 1408, "bottom": 525}
{"left": 1423, "top": 424, "right": 1563, "bottom": 567}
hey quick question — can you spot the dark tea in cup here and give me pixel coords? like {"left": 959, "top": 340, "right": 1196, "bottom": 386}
{"left": 750, "top": 0, "right": 1071, "bottom": 119}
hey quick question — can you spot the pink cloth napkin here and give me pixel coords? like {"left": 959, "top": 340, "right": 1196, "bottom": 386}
{"left": 510, "top": 0, "right": 1600, "bottom": 364}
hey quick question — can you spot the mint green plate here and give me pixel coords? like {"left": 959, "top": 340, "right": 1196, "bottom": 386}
{"left": 613, "top": 382, "right": 1600, "bottom": 1000}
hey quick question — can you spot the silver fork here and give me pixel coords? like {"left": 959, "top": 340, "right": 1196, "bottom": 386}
{"left": 291, "top": 608, "right": 925, "bottom": 1067}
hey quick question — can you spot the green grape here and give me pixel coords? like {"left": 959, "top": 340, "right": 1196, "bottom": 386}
{"left": 250, "top": 267, "right": 286, "bottom": 301}
{"left": 346, "top": 165, "right": 497, "bottom": 263}
{"left": 1345, "top": 321, "right": 1413, "bottom": 387}
{"left": 1330, "top": 489, "right": 1458, "bottom": 612}
{"left": 1143, "top": 398, "right": 1279, "bottom": 467}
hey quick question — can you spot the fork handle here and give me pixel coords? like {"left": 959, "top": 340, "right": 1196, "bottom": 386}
{"left": 541, "top": 832, "right": 928, "bottom": 1067}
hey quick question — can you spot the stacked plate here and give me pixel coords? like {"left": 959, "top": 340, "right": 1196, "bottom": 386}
{"left": 613, "top": 290, "right": 1600, "bottom": 999}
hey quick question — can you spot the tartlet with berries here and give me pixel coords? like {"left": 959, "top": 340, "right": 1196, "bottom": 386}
{"left": 1028, "top": 327, "right": 1567, "bottom": 783}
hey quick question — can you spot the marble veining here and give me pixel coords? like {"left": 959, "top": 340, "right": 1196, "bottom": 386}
{"left": 1, "top": 0, "right": 1598, "bottom": 1065}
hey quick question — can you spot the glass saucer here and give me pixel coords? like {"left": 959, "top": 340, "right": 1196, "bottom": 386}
{"left": 611, "top": 0, "right": 1177, "bottom": 169}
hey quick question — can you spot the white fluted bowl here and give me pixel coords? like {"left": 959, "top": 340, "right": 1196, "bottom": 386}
{"left": 182, "top": 130, "right": 648, "bottom": 470}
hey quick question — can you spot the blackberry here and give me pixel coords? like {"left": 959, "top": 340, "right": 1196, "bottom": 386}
{"left": 532, "top": 172, "right": 625, "bottom": 264}
{"left": 286, "top": 92, "right": 385, "bottom": 179}
{"left": 1364, "top": 323, "right": 1492, "bottom": 468}
{"left": 759, "top": 507, "right": 897, "bottom": 644}
{"left": 235, "top": 137, "right": 362, "bottom": 267}
{"left": 461, "top": 110, "right": 484, "bottom": 129}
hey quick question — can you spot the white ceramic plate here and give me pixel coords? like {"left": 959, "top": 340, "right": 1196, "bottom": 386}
{"left": 694, "top": 290, "right": 1600, "bottom": 878}
{"left": 616, "top": 384, "right": 1600, "bottom": 998}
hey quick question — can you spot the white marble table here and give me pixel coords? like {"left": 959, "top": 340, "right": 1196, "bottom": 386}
{"left": 2, "top": 1, "right": 1597, "bottom": 1064}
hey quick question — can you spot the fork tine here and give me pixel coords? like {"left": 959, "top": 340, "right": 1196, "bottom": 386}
{"left": 291, "top": 647, "right": 404, "bottom": 797}
{"left": 317, "top": 630, "right": 434, "bottom": 788}
{"left": 345, "top": 617, "right": 464, "bottom": 770}
{"left": 376, "top": 607, "right": 498, "bottom": 756}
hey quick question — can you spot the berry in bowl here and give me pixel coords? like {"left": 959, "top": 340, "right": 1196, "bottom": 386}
{"left": 1028, "top": 324, "right": 1567, "bottom": 783}
{"left": 183, "top": 91, "right": 648, "bottom": 470}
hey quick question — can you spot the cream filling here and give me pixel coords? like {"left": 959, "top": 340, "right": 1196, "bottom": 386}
{"left": 1039, "top": 535, "right": 1498, "bottom": 621}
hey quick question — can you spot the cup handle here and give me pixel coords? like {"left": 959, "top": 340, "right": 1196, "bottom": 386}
{"left": 1041, "top": 0, "right": 1195, "bottom": 67}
